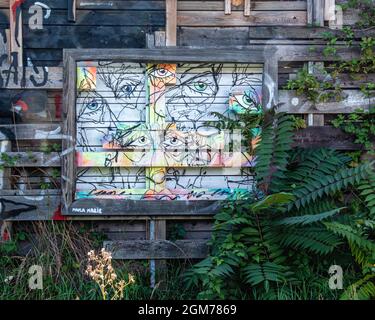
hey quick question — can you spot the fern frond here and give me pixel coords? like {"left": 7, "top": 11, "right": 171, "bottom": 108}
{"left": 292, "top": 198, "right": 337, "bottom": 215}
{"left": 348, "top": 241, "right": 374, "bottom": 268}
{"left": 210, "top": 262, "right": 235, "bottom": 278}
{"left": 249, "top": 192, "right": 294, "bottom": 212}
{"left": 290, "top": 147, "right": 351, "bottom": 165}
{"left": 286, "top": 148, "right": 351, "bottom": 187}
{"left": 324, "top": 222, "right": 375, "bottom": 252}
{"left": 255, "top": 113, "right": 294, "bottom": 194}
{"left": 277, "top": 226, "right": 343, "bottom": 255}
{"left": 289, "top": 162, "right": 374, "bottom": 210}
{"left": 275, "top": 207, "right": 344, "bottom": 226}
{"left": 340, "top": 274, "right": 375, "bottom": 300}
{"left": 358, "top": 172, "right": 375, "bottom": 217}
{"left": 243, "top": 262, "right": 289, "bottom": 286}
{"left": 183, "top": 257, "right": 213, "bottom": 288}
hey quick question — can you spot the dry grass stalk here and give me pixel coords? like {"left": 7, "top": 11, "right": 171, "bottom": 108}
{"left": 86, "top": 248, "right": 135, "bottom": 300}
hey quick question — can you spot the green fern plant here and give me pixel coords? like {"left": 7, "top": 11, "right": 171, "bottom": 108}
{"left": 184, "top": 111, "right": 375, "bottom": 300}
{"left": 358, "top": 173, "right": 375, "bottom": 217}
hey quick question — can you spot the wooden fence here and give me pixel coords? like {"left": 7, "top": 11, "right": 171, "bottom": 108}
{"left": 0, "top": 0, "right": 373, "bottom": 267}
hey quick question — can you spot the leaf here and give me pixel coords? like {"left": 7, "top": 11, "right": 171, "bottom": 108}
{"left": 243, "top": 262, "right": 289, "bottom": 286}
{"left": 275, "top": 208, "right": 344, "bottom": 226}
{"left": 251, "top": 193, "right": 295, "bottom": 212}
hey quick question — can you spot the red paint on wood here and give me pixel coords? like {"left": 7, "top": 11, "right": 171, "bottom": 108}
{"left": 11, "top": 0, "right": 25, "bottom": 16}
{"left": 2, "top": 229, "right": 10, "bottom": 241}
{"left": 54, "top": 94, "right": 62, "bottom": 119}
{"left": 52, "top": 204, "right": 67, "bottom": 221}
{"left": 15, "top": 99, "right": 29, "bottom": 111}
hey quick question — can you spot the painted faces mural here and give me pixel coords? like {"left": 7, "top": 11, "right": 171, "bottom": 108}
{"left": 75, "top": 61, "right": 263, "bottom": 200}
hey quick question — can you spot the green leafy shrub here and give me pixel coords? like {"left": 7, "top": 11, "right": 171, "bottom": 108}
{"left": 184, "top": 112, "right": 375, "bottom": 300}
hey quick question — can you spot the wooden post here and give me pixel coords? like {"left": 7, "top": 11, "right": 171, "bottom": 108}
{"left": 328, "top": 2, "right": 343, "bottom": 30}
{"left": 244, "top": 0, "right": 251, "bottom": 17}
{"left": 0, "top": 33, "right": 12, "bottom": 240}
{"left": 308, "top": 62, "right": 325, "bottom": 126}
{"left": 146, "top": 33, "right": 155, "bottom": 49}
{"left": 313, "top": 0, "right": 324, "bottom": 26}
{"left": 155, "top": 31, "right": 166, "bottom": 47}
{"left": 225, "top": 0, "right": 231, "bottom": 15}
{"left": 9, "top": 0, "right": 23, "bottom": 67}
{"left": 0, "top": 140, "right": 12, "bottom": 241}
{"left": 262, "top": 53, "right": 278, "bottom": 110}
{"left": 307, "top": 0, "right": 313, "bottom": 25}
{"left": 166, "top": 0, "right": 177, "bottom": 46}
{"left": 308, "top": 1, "right": 324, "bottom": 125}
{"left": 324, "top": 0, "right": 336, "bottom": 22}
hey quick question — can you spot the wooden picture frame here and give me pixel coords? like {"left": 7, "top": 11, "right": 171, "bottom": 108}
{"left": 62, "top": 48, "right": 278, "bottom": 216}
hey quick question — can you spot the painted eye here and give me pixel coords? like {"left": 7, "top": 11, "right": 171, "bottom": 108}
{"left": 87, "top": 100, "right": 100, "bottom": 111}
{"left": 242, "top": 94, "right": 253, "bottom": 106}
{"left": 193, "top": 81, "right": 208, "bottom": 92}
{"left": 156, "top": 68, "right": 173, "bottom": 78}
{"left": 123, "top": 84, "right": 134, "bottom": 94}
{"left": 170, "top": 137, "right": 180, "bottom": 145}
{"left": 164, "top": 135, "right": 184, "bottom": 148}
{"left": 131, "top": 136, "right": 150, "bottom": 147}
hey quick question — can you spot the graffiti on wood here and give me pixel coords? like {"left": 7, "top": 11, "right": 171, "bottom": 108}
{"left": 0, "top": 32, "right": 50, "bottom": 88}
{"left": 28, "top": 2, "right": 51, "bottom": 30}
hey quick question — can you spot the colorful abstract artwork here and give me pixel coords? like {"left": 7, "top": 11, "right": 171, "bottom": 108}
{"left": 77, "top": 65, "right": 97, "bottom": 91}
{"left": 75, "top": 62, "right": 263, "bottom": 200}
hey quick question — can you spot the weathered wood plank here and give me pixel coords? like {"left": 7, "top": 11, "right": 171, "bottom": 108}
{"left": 279, "top": 90, "right": 374, "bottom": 113}
{"left": 331, "top": 74, "right": 375, "bottom": 88}
{"left": 244, "top": 0, "right": 251, "bottom": 16}
{"left": 0, "top": 123, "right": 63, "bottom": 140}
{"left": 64, "top": 47, "right": 270, "bottom": 65}
{"left": 263, "top": 52, "right": 278, "bottom": 109}
{"left": 3, "top": 0, "right": 151, "bottom": 9}
{"left": 63, "top": 46, "right": 360, "bottom": 65}
{"left": 154, "top": 30, "right": 166, "bottom": 47}
{"left": 0, "top": 190, "right": 60, "bottom": 220}
{"left": 293, "top": 126, "right": 366, "bottom": 150}
{"left": 95, "top": 221, "right": 147, "bottom": 233}
{"left": 0, "top": 66, "right": 62, "bottom": 89}
{"left": 0, "top": 152, "right": 61, "bottom": 167}
{"left": 169, "top": 220, "right": 213, "bottom": 232}
{"left": 313, "top": 0, "right": 324, "bottom": 26}
{"left": 0, "top": 0, "right": 308, "bottom": 11}
{"left": 65, "top": 198, "right": 226, "bottom": 216}
{"left": 0, "top": 9, "right": 166, "bottom": 26}
{"left": 21, "top": 26, "right": 149, "bottom": 49}
{"left": 342, "top": 8, "right": 361, "bottom": 26}
{"left": 104, "top": 240, "right": 209, "bottom": 259}
{"left": 275, "top": 45, "right": 360, "bottom": 61}
{"left": 324, "top": 0, "right": 336, "bottom": 22}
{"left": 0, "top": 139, "right": 12, "bottom": 239}
{"left": 9, "top": 0, "right": 23, "bottom": 67}
{"left": 279, "top": 70, "right": 371, "bottom": 89}
{"left": 166, "top": 0, "right": 177, "bottom": 46}
{"left": 0, "top": 189, "right": 60, "bottom": 196}
{"left": 62, "top": 50, "right": 76, "bottom": 214}
{"left": 224, "top": 0, "right": 231, "bottom": 14}
{"left": 178, "top": 1, "right": 307, "bottom": 11}
{"left": 178, "top": 11, "right": 307, "bottom": 26}
{"left": 1, "top": 0, "right": 164, "bottom": 10}
{"left": 78, "top": 0, "right": 165, "bottom": 10}
{"left": 178, "top": 27, "right": 375, "bottom": 46}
